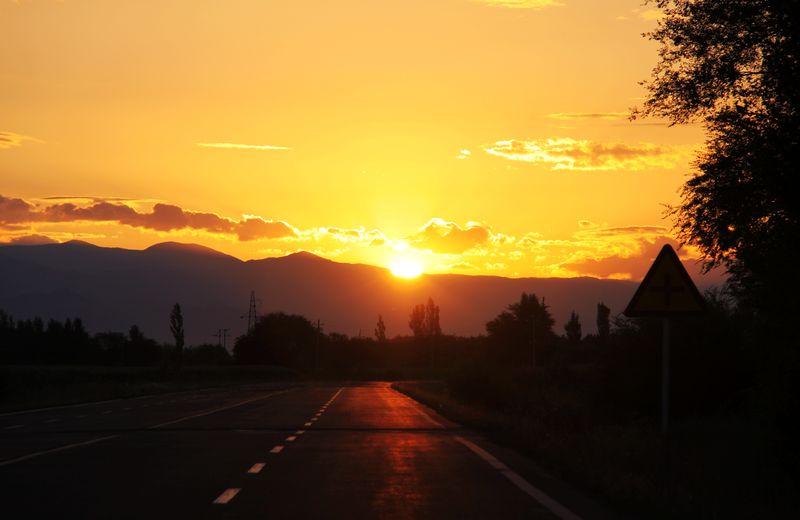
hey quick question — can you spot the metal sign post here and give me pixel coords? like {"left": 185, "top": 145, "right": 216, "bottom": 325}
{"left": 624, "top": 244, "right": 706, "bottom": 435}
{"left": 661, "top": 317, "right": 670, "bottom": 434}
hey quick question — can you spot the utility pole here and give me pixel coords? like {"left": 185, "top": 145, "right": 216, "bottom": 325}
{"left": 213, "top": 328, "right": 230, "bottom": 349}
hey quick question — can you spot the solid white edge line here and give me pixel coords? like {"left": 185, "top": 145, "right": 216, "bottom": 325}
{"left": 149, "top": 389, "right": 290, "bottom": 429}
{"left": 0, "top": 435, "right": 119, "bottom": 468}
{"left": 395, "top": 389, "right": 445, "bottom": 428}
{"left": 455, "top": 436, "right": 582, "bottom": 520}
{"left": 212, "top": 488, "right": 241, "bottom": 504}
{"left": 247, "top": 463, "right": 265, "bottom": 474}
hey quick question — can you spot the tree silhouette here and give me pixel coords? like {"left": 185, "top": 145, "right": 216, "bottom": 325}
{"left": 596, "top": 302, "right": 610, "bottom": 345}
{"left": 374, "top": 314, "right": 387, "bottom": 343}
{"left": 636, "top": 0, "right": 800, "bottom": 330}
{"left": 564, "top": 311, "right": 582, "bottom": 345}
{"left": 169, "top": 303, "right": 184, "bottom": 365}
{"left": 233, "top": 312, "right": 316, "bottom": 367}
{"left": 486, "top": 293, "right": 556, "bottom": 366}
{"left": 409, "top": 304, "right": 425, "bottom": 338}
{"left": 424, "top": 297, "right": 441, "bottom": 337}
{"left": 127, "top": 324, "right": 161, "bottom": 366}
{"left": 409, "top": 298, "right": 441, "bottom": 338}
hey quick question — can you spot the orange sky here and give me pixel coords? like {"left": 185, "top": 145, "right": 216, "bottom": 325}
{"left": 0, "top": 0, "right": 713, "bottom": 282}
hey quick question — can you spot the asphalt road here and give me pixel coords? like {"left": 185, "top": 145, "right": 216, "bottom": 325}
{"left": 0, "top": 382, "right": 608, "bottom": 519}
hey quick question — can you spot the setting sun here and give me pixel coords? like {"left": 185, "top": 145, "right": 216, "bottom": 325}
{"left": 389, "top": 258, "right": 424, "bottom": 279}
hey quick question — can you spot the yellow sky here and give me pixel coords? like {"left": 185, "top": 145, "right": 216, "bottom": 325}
{"left": 0, "top": 0, "right": 710, "bottom": 281}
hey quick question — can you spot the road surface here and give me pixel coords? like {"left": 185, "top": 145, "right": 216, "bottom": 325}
{"left": 0, "top": 382, "right": 607, "bottom": 519}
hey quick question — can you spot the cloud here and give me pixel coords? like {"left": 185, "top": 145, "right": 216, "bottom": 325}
{"left": 561, "top": 237, "right": 685, "bottom": 280}
{"left": 482, "top": 137, "right": 688, "bottom": 171}
{"left": 583, "top": 225, "right": 669, "bottom": 237}
{"left": 473, "top": 0, "right": 563, "bottom": 8}
{"left": 235, "top": 217, "right": 298, "bottom": 241}
{"left": 639, "top": 9, "right": 665, "bottom": 21}
{"left": 2, "top": 194, "right": 718, "bottom": 283}
{"left": 0, "top": 195, "right": 297, "bottom": 241}
{"left": 196, "top": 142, "right": 292, "bottom": 151}
{"left": 0, "top": 195, "right": 38, "bottom": 223}
{"left": 545, "top": 112, "right": 629, "bottom": 121}
{"left": 410, "top": 218, "right": 492, "bottom": 254}
{"left": 0, "top": 131, "right": 41, "bottom": 149}
{"left": 2, "top": 234, "right": 58, "bottom": 246}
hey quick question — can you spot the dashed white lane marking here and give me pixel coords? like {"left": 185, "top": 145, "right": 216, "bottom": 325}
{"left": 101, "top": 410, "right": 112, "bottom": 415}
{"left": 304, "top": 422, "right": 312, "bottom": 426}
{"left": 76, "top": 415, "right": 86, "bottom": 419}
{"left": 0, "top": 435, "right": 119, "bottom": 468}
{"left": 329, "top": 387, "right": 344, "bottom": 403}
{"left": 123, "top": 407, "right": 131, "bottom": 411}
{"left": 212, "top": 488, "right": 240, "bottom": 504}
{"left": 44, "top": 419, "right": 59, "bottom": 423}
{"left": 296, "top": 430, "right": 305, "bottom": 435}
{"left": 0, "top": 389, "right": 295, "bottom": 468}
{"left": 270, "top": 445, "right": 284, "bottom": 453}
{"left": 310, "top": 418, "right": 318, "bottom": 422}
{"left": 149, "top": 390, "right": 290, "bottom": 429}
{"left": 285, "top": 435, "right": 297, "bottom": 442}
{"left": 455, "top": 436, "right": 582, "bottom": 520}
{"left": 3, "top": 424, "right": 23, "bottom": 430}
{"left": 247, "top": 463, "right": 265, "bottom": 474}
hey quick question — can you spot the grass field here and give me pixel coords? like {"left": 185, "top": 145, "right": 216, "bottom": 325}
{"left": 0, "top": 365, "right": 296, "bottom": 413}
{"left": 393, "top": 379, "right": 798, "bottom": 519}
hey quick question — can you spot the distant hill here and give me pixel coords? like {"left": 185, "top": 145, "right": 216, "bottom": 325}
{"left": 0, "top": 241, "right": 648, "bottom": 345}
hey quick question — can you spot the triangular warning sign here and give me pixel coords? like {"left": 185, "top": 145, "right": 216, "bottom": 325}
{"left": 625, "top": 244, "right": 706, "bottom": 317}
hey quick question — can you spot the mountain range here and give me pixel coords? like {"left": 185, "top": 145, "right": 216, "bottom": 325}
{"left": 0, "top": 241, "right": 693, "bottom": 345}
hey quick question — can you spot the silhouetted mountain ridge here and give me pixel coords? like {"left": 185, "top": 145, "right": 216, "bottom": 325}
{"left": 0, "top": 241, "right": 642, "bottom": 344}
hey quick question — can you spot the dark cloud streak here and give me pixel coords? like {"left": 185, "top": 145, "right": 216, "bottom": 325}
{"left": 0, "top": 195, "right": 296, "bottom": 241}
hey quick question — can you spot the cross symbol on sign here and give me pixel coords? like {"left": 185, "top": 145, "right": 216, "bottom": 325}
{"left": 650, "top": 274, "right": 685, "bottom": 307}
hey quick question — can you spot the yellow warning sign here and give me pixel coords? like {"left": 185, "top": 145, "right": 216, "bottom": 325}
{"left": 624, "top": 244, "right": 706, "bottom": 317}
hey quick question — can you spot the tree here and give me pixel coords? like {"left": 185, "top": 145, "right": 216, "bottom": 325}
{"left": 169, "top": 303, "right": 185, "bottom": 365}
{"left": 635, "top": 0, "right": 800, "bottom": 331}
{"left": 409, "top": 298, "right": 442, "bottom": 338}
{"left": 233, "top": 312, "right": 317, "bottom": 367}
{"left": 564, "top": 311, "right": 582, "bottom": 345}
{"left": 424, "top": 297, "right": 442, "bottom": 337}
{"left": 596, "top": 302, "right": 610, "bottom": 344}
{"left": 485, "top": 292, "right": 556, "bottom": 366}
{"left": 409, "top": 304, "right": 426, "bottom": 338}
{"left": 374, "top": 314, "right": 387, "bottom": 343}
{"left": 127, "top": 324, "right": 161, "bottom": 366}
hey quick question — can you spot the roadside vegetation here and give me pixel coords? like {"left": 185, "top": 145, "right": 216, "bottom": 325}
{"left": 4, "top": 287, "right": 797, "bottom": 516}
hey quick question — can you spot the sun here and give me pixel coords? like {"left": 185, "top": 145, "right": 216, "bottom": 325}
{"left": 389, "top": 258, "right": 423, "bottom": 279}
